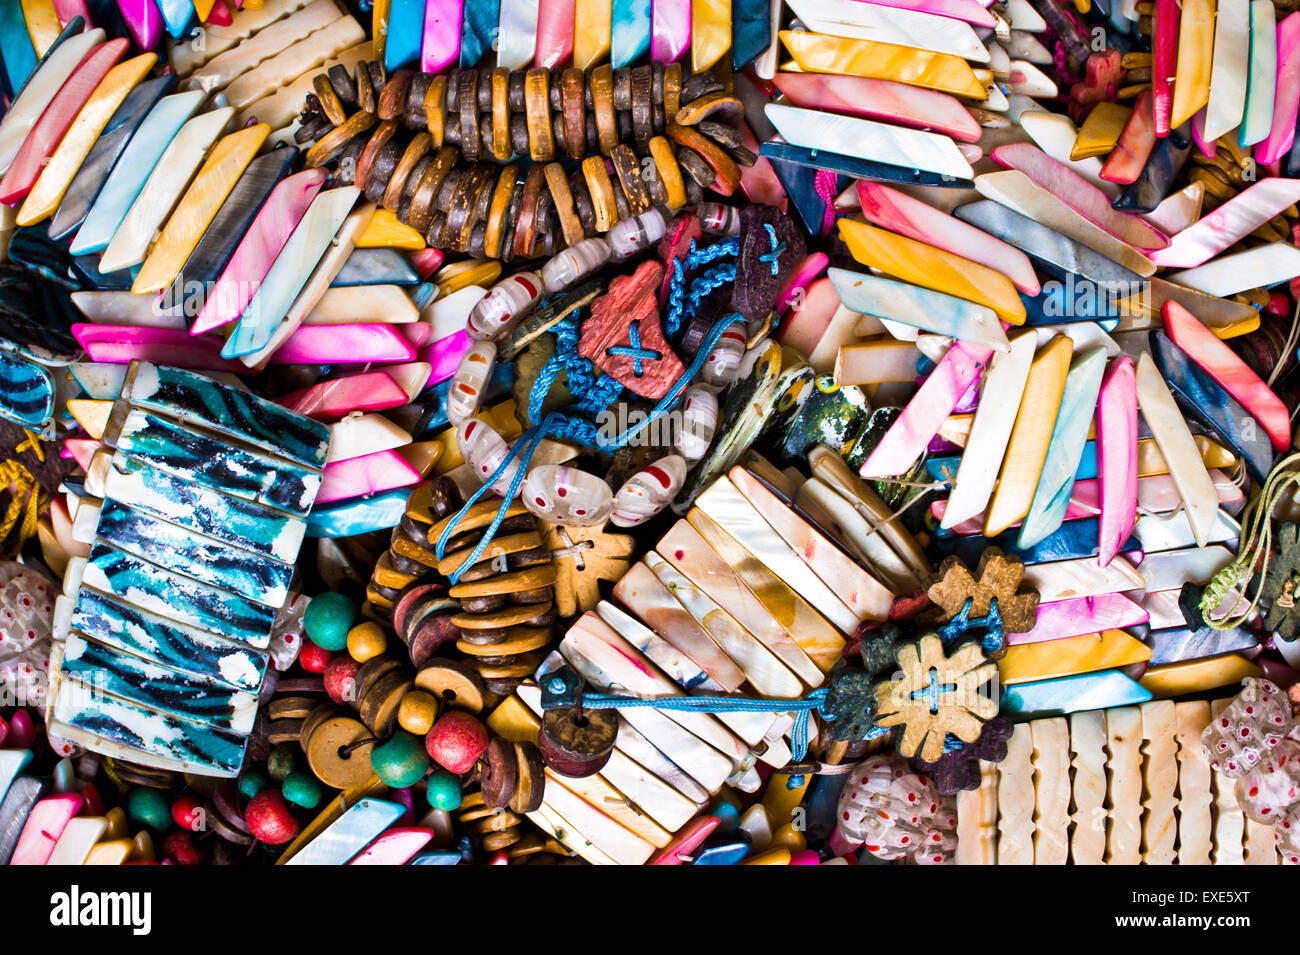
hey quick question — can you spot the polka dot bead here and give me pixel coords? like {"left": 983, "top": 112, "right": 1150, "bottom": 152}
{"left": 835, "top": 754, "right": 957, "bottom": 865}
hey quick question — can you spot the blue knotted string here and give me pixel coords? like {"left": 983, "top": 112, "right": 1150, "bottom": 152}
{"left": 575, "top": 687, "right": 833, "bottom": 767}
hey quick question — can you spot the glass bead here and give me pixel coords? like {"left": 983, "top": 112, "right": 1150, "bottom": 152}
{"left": 541, "top": 238, "right": 610, "bottom": 293}
{"left": 606, "top": 208, "right": 668, "bottom": 259}
{"left": 699, "top": 320, "right": 747, "bottom": 388}
{"left": 457, "top": 418, "right": 522, "bottom": 496}
{"left": 1202, "top": 677, "right": 1295, "bottom": 777}
{"left": 448, "top": 341, "right": 497, "bottom": 426}
{"left": 466, "top": 272, "right": 543, "bottom": 341}
{"left": 1234, "top": 740, "right": 1300, "bottom": 823}
{"left": 521, "top": 465, "right": 614, "bottom": 526}
{"left": 697, "top": 202, "right": 742, "bottom": 235}
{"left": 610, "top": 455, "right": 687, "bottom": 527}
{"left": 836, "top": 753, "right": 957, "bottom": 865}
{"left": 676, "top": 384, "right": 718, "bottom": 462}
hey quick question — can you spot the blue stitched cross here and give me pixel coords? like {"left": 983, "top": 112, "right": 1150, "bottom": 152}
{"left": 606, "top": 319, "right": 661, "bottom": 377}
{"left": 910, "top": 667, "right": 957, "bottom": 715}
{"left": 759, "top": 223, "right": 785, "bottom": 276}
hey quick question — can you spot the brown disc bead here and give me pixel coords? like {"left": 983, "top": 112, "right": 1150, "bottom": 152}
{"left": 490, "top": 67, "right": 511, "bottom": 160}
{"left": 524, "top": 68, "right": 555, "bottom": 161}
{"left": 358, "top": 669, "right": 412, "bottom": 735}
{"left": 511, "top": 162, "right": 548, "bottom": 258}
{"left": 560, "top": 68, "right": 587, "bottom": 162}
{"left": 480, "top": 737, "right": 518, "bottom": 809}
{"left": 610, "top": 143, "right": 651, "bottom": 215}
{"left": 414, "top": 658, "right": 486, "bottom": 713}
{"left": 364, "top": 137, "right": 405, "bottom": 204}
{"left": 378, "top": 68, "right": 413, "bottom": 120}
{"left": 306, "top": 715, "right": 375, "bottom": 790}
{"left": 663, "top": 63, "right": 682, "bottom": 122}
{"left": 304, "top": 110, "right": 376, "bottom": 167}
{"left": 483, "top": 164, "right": 519, "bottom": 258}
{"left": 407, "top": 613, "right": 462, "bottom": 667}
{"left": 424, "top": 74, "right": 448, "bottom": 146}
{"left": 630, "top": 65, "right": 654, "bottom": 150}
{"left": 543, "top": 162, "right": 586, "bottom": 246}
{"left": 581, "top": 156, "right": 619, "bottom": 232}
{"left": 510, "top": 742, "right": 546, "bottom": 812}
{"left": 356, "top": 64, "right": 378, "bottom": 113}
{"left": 404, "top": 71, "right": 432, "bottom": 128}
{"left": 589, "top": 63, "right": 618, "bottom": 154}
{"left": 668, "top": 123, "right": 740, "bottom": 194}
{"left": 354, "top": 119, "right": 398, "bottom": 191}
{"left": 457, "top": 69, "right": 481, "bottom": 161}
{"left": 539, "top": 706, "right": 618, "bottom": 777}
{"left": 328, "top": 63, "right": 357, "bottom": 106}
{"left": 312, "top": 73, "right": 347, "bottom": 125}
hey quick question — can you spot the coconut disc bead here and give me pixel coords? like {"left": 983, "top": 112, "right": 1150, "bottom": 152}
{"left": 539, "top": 706, "right": 618, "bottom": 777}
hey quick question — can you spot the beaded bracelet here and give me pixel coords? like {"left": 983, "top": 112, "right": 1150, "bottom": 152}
{"left": 300, "top": 60, "right": 754, "bottom": 260}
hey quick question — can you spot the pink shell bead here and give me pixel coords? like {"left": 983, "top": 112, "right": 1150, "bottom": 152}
{"left": 458, "top": 419, "right": 522, "bottom": 496}
{"left": 1202, "top": 677, "right": 1295, "bottom": 777}
{"left": 611, "top": 455, "right": 687, "bottom": 527}
{"left": 522, "top": 465, "right": 613, "bottom": 525}
{"left": 541, "top": 238, "right": 610, "bottom": 292}
{"left": 676, "top": 385, "right": 718, "bottom": 461}
{"left": 835, "top": 754, "right": 957, "bottom": 865}
{"left": 448, "top": 341, "right": 497, "bottom": 426}
{"left": 467, "top": 272, "right": 543, "bottom": 341}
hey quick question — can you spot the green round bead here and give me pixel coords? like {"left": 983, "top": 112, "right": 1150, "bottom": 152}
{"left": 281, "top": 771, "right": 324, "bottom": 810}
{"left": 239, "top": 767, "right": 270, "bottom": 800}
{"left": 303, "top": 592, "right": 359, "bottom": 652}
{"left": 425, "top": 769, "right": 463, "bottom": 811}
{"left": 126, "top": 787, "right": 171, "bottom": 832}
{"left": 267, "top": 745, "right": 297, "bottom": 782}
{"left": 371, "top": 730, "right": 431, "bottom": 789}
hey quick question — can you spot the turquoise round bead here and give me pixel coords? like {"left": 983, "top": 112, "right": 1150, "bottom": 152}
{"left": 371, "top": 730, "right": 431, "bottom": 789}
{"left": 425, "top": 770, "right": 463, "bottom": 811}
{"left": 303, "top": 592, "right": 359, "bottom": 652}
{"left": 239, "top": 766, "right": 270, "bottom": 800}
{"left": 126, "top": 787, "right": 171, "bottom": 832}
{"left": 282, "top": 770, "right": 324, "bottom": 810}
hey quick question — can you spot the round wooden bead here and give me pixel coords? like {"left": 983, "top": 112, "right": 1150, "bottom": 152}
{"left": 126, "top": 787, "right": 171, "bottom": 831}
{"left": 346, "top": 621, "right": 388, "bottom": 662}
{"left": 172, "top": 792, "right": 204, "bottom": 831}
{"left": 539, "top": 706, "right": 618, "bottom": 777}
{"left": 372, "top": 729, "right": 432, "bottom": 788}
{"left": 306, "top": 715, "right": 375, "bottom": 789}
{"left": 304, "top": 593, "right": 360, "bottom": 652}
{"left": 281, "top": 770, "right": 323, "bottom": 810}
{"left": 425, "top": 711, "right": 490, "bottom": 773}
{"left": 397, "top": 688, "right": 440, "bottom": 735}
{"left": 414, "top": 658, "right": 486, "bottom": 712}
{"left": 245, "top": 790, "right": 299, "bottom": 845}
{"left": 298, "top": 638, "right": 334, "bottom": 673}
{"left": 426, "top": 769, "right": 463, "bottom": 810}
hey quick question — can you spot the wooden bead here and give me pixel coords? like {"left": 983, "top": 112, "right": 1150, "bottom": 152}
{"left": 347, "top": 621, "right": 388, "bottom": 662}
{"left": 355, "top": 119, "right": 399, "bottom": 191}
{"left": 481, "top": 737, "right": 518, "bottom": 809}
{"left": 304, "top": 111, "right": 377, "bottom": 167}
{"left": 611, "top": 144, "right": 651, "bottom": 215}
{"left": 425, "top": 710, "right": 490, "bottom": 773}
{"left": 397, "top": 689, "right": 440, "bottom": 735}
{"left": 512, "top": 162, "right": 548, "bottom": 258}
{"left": 407, "top": 145, "right": 459, "bottom": 234}
{"left": 364, "top": 138, "right": 405, "bottom": 204}
{"left": 357, "top": 63, "right": 378, "bottom": 114}
{"left": 313, "top": 74, "right": 347, "bottom": 125}
{"left": 491, "top": 67, "right": 511, "bottom": 161}
{"left": 561, "top": 68, "right": 587, "bottom": 162}
{"left": 582, "top": 156, "right": 619, "bottom": 232}
{"left": 539, "top": 706, "right": 618, "bottom": 776}
{"left": 425, "top": 74, "right": 448, "bottom": 147}
{"left": 524, "top": 68, "right": 555, "bottom": 161}
{"left": 631, "top": 65, "right": 654, "bottom": 150}
{"left": 458, "top": 69, "right": 481, "bottom": 161}
{"left": 613, "top": 67, "right": 633, "bottom": 109}
{"left": 510, "top": 742, "right": 546, "bottom": 813}
{"left": 406, "top": 72, "right": 433, "bottom": 128}
{"left": 378, "top": 69, "right": 413, "bottom": 121}
{"left": 306, "top": 714, "right": 375, "bottom": 790}
{"left": 383, "top": 131, "right": 431, "bottom": 210}
{"left": 370, "top": 729, "right": 431, "bottom": 788}
{"left": 484, "top": 165, "right": 519, "bottom": 259}
{"left": 664, "top": 63, "right": 682, "bottom": 122}
{"left": 328, "top": 64, "right": 358, "bottom": 107}
{"left": 674, "top": 90, "right": 743, "bottom": 126}
{"left": 648, "top": 136, "right": 686, "bottom": 209}
{"left": 359, "top": 668, "right": 413, "bottom": 735}
{"left": 414, "top": 658, "right": 487, "bottom": 713}
{"left": 590, "top": 64, "right": 618, "bottom": 155}
{"left": 544, "top": 162, "right": 586, "bottom": 246}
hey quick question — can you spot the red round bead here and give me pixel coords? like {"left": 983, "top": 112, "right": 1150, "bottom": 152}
{"left": 171, "top": 792, "right": 205, "bottom": 831}
{"left": 161, "top": 830, "right": 206, "bottom": 865}
{"left": 324, "top": 654, "right": 362, "bottom": 704}
{"left": 298, "top": 638, "right": 334, "bottom": 674}
{"left": 245, "top": 790, "right": 301, "bottom": 845}
{"left": 424, "top": 711, "right": 490, "bottom": 774}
